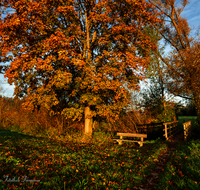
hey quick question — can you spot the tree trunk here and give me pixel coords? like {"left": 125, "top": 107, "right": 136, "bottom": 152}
{"left": 84, "top": 11, "right": 93, "bottom": 136}
{"left": 84, "top": 106, "right": 93, "bottom": 135}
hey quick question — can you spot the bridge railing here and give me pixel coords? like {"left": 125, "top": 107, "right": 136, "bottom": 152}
{"left": 183, "top": 121, "right": 192, "bottom": 141}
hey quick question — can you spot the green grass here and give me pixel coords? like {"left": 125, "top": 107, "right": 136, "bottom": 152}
{"left": 178, "top": 116, "right": 200, "bottom": 140}
{"left": 178, "top": 116, "right": 197, "bottom": 126}
{"left": 1, "top": 115, "right": 200, "bottom": 189}
{"left": 156, "top": 115, "right": 200, "bottom": 189}
{"left": 156, "top": 140, "right": 200, "bottom": 189}
{"left": 0, "top": 129, "right": 167, "bottom": 189}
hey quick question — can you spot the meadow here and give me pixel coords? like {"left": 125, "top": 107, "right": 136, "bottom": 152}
{"left": 178, "top": 116, "right": 197, "bottom": 127}
{"left": 0, "top": 116, "right": 200, "bottom": 189}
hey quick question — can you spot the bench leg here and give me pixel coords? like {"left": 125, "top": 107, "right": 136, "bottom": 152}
{"left": 119, "top": 136, "right": 123, "bottom": 145}
{"left": 139, "top": 137, "right": 144, "bottom": 147}
{"left": 117, "top": 140, "right": 123, "bottom": 145}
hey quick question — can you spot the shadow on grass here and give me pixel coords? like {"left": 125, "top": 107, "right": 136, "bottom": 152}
{"left": 0, "top": 129, "right": 35, "bottom": 138}
{"left": 0, "top": 129, "right": 45, "bottom": 139}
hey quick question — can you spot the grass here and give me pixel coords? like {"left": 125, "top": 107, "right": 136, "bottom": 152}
{"left": 0, "top": 115, "right": 199, "bottom": 189}
{"left": 0, "top": 129, "right": 167, "bottom": 189}
{"left": 178, "top": 116, "right": 197, "bottom": 126}
{"left": 156, "top": 140, "right": 200, "bottom": 189}
{"left": 156, "top": 116, "right": 200, "bottom": 189}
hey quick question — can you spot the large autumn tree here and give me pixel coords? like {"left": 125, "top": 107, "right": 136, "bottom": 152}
{"left": 0, "top": 0, "right": 160, "bottom": 135}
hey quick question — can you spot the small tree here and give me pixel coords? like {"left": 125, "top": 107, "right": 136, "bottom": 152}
{"left": 0, "top": 0, "right": 160, "bottom": 135}
{"left": 140, "top": 83, "right": 176, "bottom": 122}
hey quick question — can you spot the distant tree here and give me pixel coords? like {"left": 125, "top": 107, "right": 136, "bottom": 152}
{"left": 148, "top": 0, "right": 200, "bottom": 124}
{"left": 145, "top": 43, "right": 170, "bottom": 118}
{"left": 0, "top": 0, "right": 161, "bottom": 135}
{"left": 142, "top": 26, "right": 175, "bottom": 122}
{"left": 139, "top": 82, "right": 176, "bottom": 122}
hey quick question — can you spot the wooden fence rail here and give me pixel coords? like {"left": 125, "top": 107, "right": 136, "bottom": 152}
{"left": 137, "top": 123, "right": 163, "bottom": 133}
{"left": 163, "top": 121, "right": 179, "bottom": 140}
{"left": 183, "top": 121, "right": 192, "bottom": 141}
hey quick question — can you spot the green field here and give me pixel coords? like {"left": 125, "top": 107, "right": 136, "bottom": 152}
{"left": 178, "top": 116, "right": 197, "bottom": 126}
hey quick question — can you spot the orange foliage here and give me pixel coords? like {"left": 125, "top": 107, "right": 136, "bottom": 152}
{"left": 0, "top": 0, "right": 161, "bottom": 125}
{"left": 0, "top": 96, "right": 83, "bottom": 135}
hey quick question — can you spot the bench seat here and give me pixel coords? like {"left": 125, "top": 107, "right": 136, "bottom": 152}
{"left": 113, "top": 132, "right": 147, "bottom": 147}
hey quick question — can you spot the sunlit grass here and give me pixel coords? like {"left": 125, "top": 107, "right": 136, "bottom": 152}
{"left": 1, "top": 115, "right": 200, "bottom": 189}
{"left": 0, "top": 129, "right": 167, "bottom": 189}
{"left": 156, "top": 140, "right": 200, "bottom": 189}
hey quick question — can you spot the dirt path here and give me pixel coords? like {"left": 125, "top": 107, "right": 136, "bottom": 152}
{"left": 136, "top": 132, "right": 184, "bottom": 190}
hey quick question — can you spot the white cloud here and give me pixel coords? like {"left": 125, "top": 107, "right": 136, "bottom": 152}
{"left": 1, "top": 83, "right": 15, "bottom": 97}
{"left": 0, "top": 74, "right": 14, "bottom": 97}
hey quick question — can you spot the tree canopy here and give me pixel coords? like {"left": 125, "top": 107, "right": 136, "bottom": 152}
{"left": 0, "top": 0, "right": 161, "bottom": 134}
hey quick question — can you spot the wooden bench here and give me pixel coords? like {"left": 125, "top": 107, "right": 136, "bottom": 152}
{"left": 113, "top": 133, "right": 147, "bottom": 147}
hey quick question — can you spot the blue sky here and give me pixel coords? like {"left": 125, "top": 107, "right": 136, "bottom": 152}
{"left": 139, "top": 0, "right": 200, "bottom": 104}
{"left": 0, "top": 0, "right": 200, "bottom": 97}
{"left": 181, "top": 0, "right": 200, "bottom": 30}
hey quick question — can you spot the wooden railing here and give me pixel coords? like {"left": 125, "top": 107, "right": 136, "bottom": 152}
{"left": 183, "top": 121, "right": 192, "bottom": 141}
{"left": 136, "top": 120, "right": 183, "bottom": 141}
{"left": 137, "top": 122, "right": 163, "bottom": 133}
{"left": 163, "top": 121, "right": 179, "bottom": 140}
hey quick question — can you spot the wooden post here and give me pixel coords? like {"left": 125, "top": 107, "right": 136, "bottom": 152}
{"left": 186, "top": 123, "right": 188, "bottom": 140}
{"left": 119, "top": 135, "right": 123, "bottom": 145}
{"left": 139, "top": 137, "right": 144, "bottom": 147}
{"left": 183, "top": 123, "right": 186, "bottom": 141}
{"left": 165, "top": 124, "right": 168, "bottom": 140}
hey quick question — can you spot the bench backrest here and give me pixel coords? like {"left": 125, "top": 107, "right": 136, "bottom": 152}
{"left": 117, "top": 133, "right": 147, "bottom": 138}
